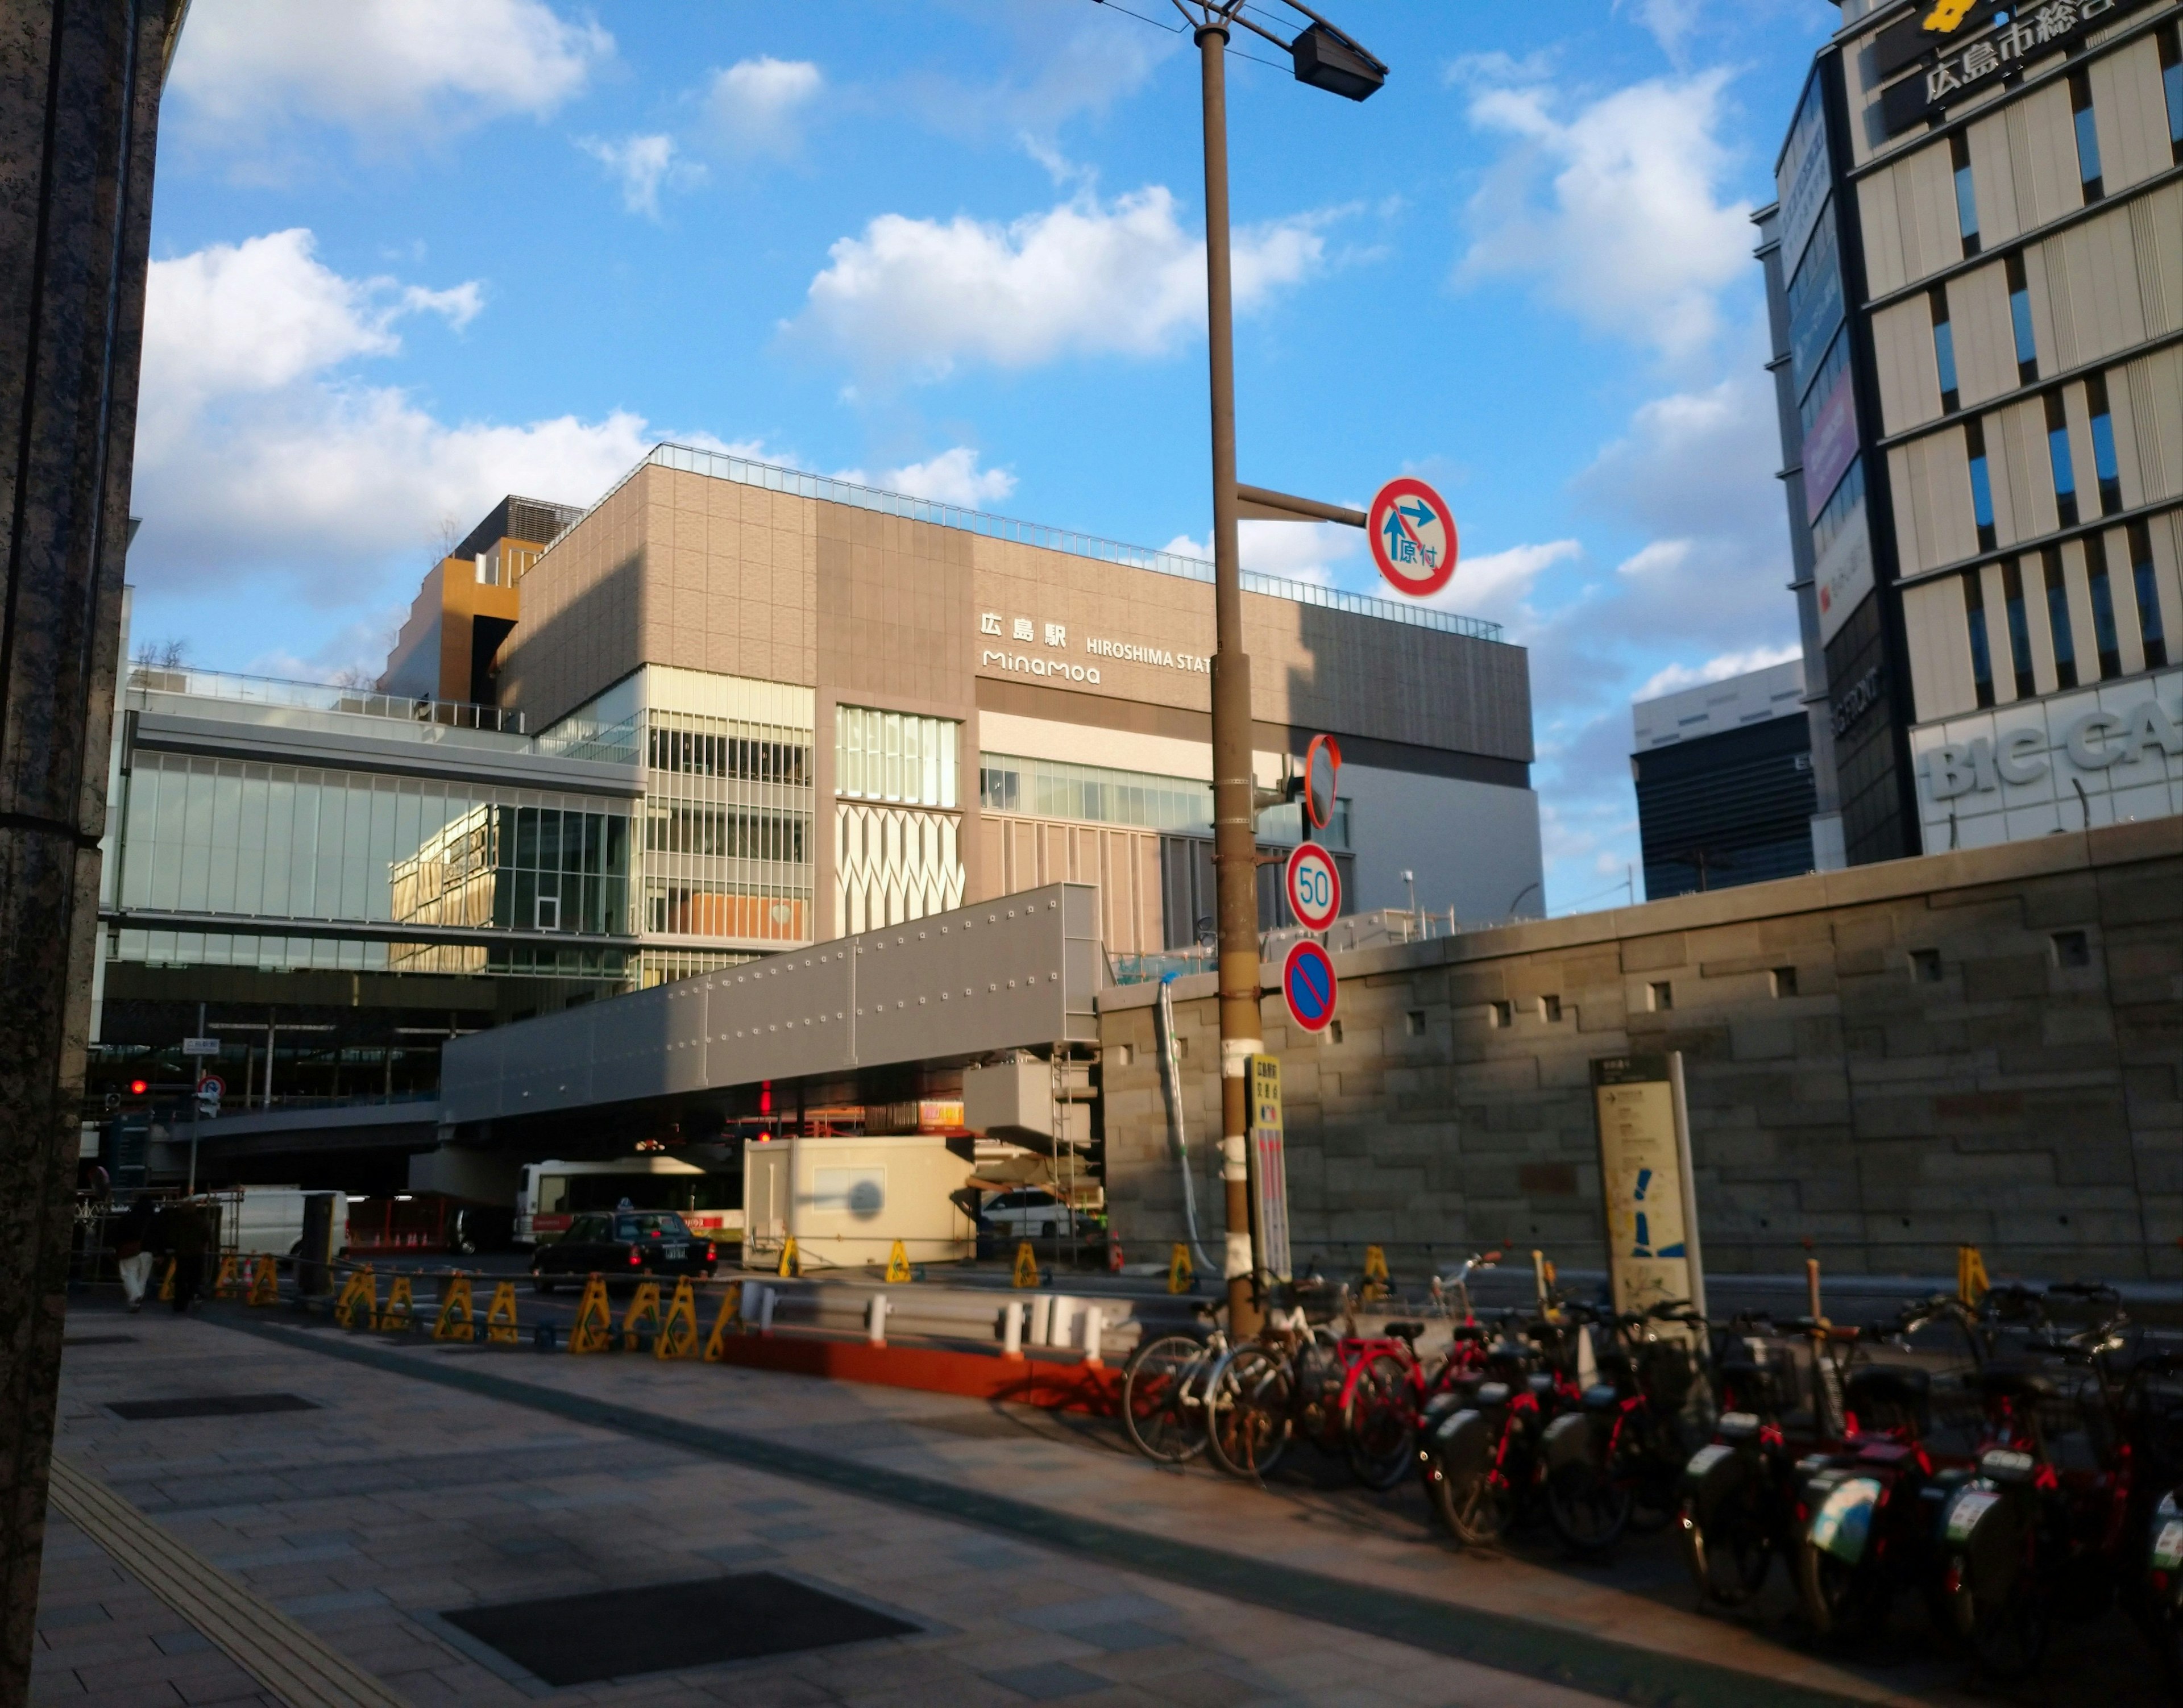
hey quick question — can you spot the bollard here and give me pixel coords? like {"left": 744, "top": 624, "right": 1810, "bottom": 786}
{"left": 867, "top": 1293, "right": 888, "bottom": 1347}
{"left": 1081, "top": 1305, "right": 1103, "bottom": 1367}
{"left": 758, "top": 1286, "right": 777, "bottom": 1336}
{"left": 740, "top": 1279, "right": 765, "bottom": 1331}
{"left": 1049, "top": 1296, "right": 1076, "bottom": 1349}
{"left": 1028, "top": 1294, "right": 1053, "bottom": 1346}
{"left": 1001, "top": 1300, "right": 1024, "bottom": 1360}
{"left": 1806, "top": 1257, "right": 1824, "bottom": 1324}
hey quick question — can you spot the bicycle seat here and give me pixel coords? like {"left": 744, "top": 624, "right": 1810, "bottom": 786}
{"left": 1527, "top": 1372, "right": 1557, "bottom": 1398}
{"left": 1846, "top": 1364, "right": 1931, "bottom": 1408}
{"left": 1475, "top": 1381, "right": 1512, "bottom": 1407}
{"left": 1975, "top": 1364, "right": 2057, "bottom": 1403}
{"left": 1383, "top": 1320, "right": 1425, "bottom": 1343}
{"left": 1581, "top": 1383, "right": 1621, "bottom": 1412}
{"left": 1450, "top": 1324, "right": 1489, "bottom": 1344}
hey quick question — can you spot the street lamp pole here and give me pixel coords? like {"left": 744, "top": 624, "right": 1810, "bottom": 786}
{"left": 1176, "top": 0, "right": 1384, "bottom": 1337}
{"left": 1189, "top": 13, "right": 1263, "bottom": 1337}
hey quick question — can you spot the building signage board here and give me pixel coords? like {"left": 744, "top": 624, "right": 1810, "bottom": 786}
{"left": 1786, "top": 206, "right": 1845, "bottom": 404}
{"left": 1775, "top": 72, "right": 1833, "bottom": 279}
{"left": 1911, "top": 667, "right": 2183, "bottom": 842}
{"left": 181, "top": 1037, "right": 219, "bottom": 1056}
{"left": 1873, "top": 0, "right": 2011, "bottom": 81}
{"left": 1591, "top": 1054, "right": 1706, "bottom": 1322}
{"left": 1879, "top": 0, "right": 2156, "bottom": 138}
{"left": 1813, "top": 494, "right": 1875, "bottom": 647}
{"left": 1367, "top": 477, "right": 1458, "bottom": 599}
{"left": 1247, "top": 1055, "right": 1292, "bottom": 1285}
{"left": 1803, "top": 368, "right": 1860, "bottom": 523}
{"left": 1284, "top": 842, "right": 1341, "bottom": 932}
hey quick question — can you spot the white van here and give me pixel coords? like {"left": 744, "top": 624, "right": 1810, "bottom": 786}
{"left": 223, "top": 1187, "right": 350, "bottom": 1261}
{"left": 515, "top": 1158, "right": 742, "bottom": 1248}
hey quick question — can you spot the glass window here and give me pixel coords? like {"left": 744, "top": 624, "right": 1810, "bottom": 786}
{"left": 1966, "top": 418, "right": 1997, "bottom": 552}
{"left": 1811, "top": 460, "right": 1866, "bottom": 562}
{"left": 2087, "top": 534, "right": 2122, "bottom": 679}
{"left": 1931, "top": 289, "right": 1959, "bottom": 412}
{"left": 2001, "top": 559, "right": 2035, "bottom": 700}
{"left": 1950, "top": 130, "right": 1980, "bottom": 256}
{"left": 2045, "top": 392, "right": 2077, "bottom": 527}
{"left": 1965, "top": 572, "right": 1995, "bottom": 708}
{"left": 978, "top": 753, "right": 1229, "bottom": 837}
{"left": 836, "top": 706, "right": 958, "bottom": 808}
{"left": 2043, "top": 550, "right": 2078, "bottom": 689}
{"left": 2130, "top": 521, "right": 2168, "bottom": 670}
{"left": 2006, "top": 253, "right": 2036, "bottom": 384}
{"left": 1798, "top": 329, "right": 1850, "bottom": 440}
{"left": 2070, "top": 71, "right": 2104, "bottom": 199}
{"left": 2164, "top": 24, "right": 2183, "bottom": 161}
{"left": 2087, "top": 373, "right": 2123, "bottom": 515}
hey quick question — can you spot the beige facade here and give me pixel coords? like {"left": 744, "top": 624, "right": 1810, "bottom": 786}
{"left": 489, "top": 448, "right": 1541, "bottom": 974}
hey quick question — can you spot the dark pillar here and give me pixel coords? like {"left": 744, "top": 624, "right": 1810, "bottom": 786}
{"left": 0, "top": 3, "right": 183, "bottom": 1698}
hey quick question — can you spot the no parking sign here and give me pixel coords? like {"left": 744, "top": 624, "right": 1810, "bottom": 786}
{"left": 1281, "top": 940, "right": 1338, "bottom": 1034}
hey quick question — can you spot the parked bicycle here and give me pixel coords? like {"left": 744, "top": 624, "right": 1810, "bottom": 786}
{"left": 1338, "top": 1249, "right": 1502, "bottom": 1490}
{"left": 1678, "top": 1312, "right": 1822, "bottom": 1606}
{"left": 1118, "top": 1303, "right": 1229, "bottom": 1465}
{"left": 1417, "top": 1303, "right": 1586, "bottom": 1545}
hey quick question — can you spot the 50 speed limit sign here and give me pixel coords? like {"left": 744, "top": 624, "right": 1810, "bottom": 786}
{"left": 1284, "top": 842, "right": 1341, "bottom": 933}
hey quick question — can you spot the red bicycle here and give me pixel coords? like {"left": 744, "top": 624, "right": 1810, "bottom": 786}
{"left": 1339, "top": 1250, "right": 1501, "bottom": 1490}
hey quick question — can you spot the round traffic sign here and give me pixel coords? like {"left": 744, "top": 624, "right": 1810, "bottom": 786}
{"left": 197, "top": 1075, "right": 224, "bottom": 1098}
{"left": 1367, "top": 477, "right": 1458, "bottom": 599}
{"left": 1285, "top": 842, "right": 1341, "bottom": 933}
{"left": 1281, "top": 940, "right": 1339, "bottom": 1033}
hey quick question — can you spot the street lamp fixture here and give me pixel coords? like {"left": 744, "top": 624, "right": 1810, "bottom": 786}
{"left": 1154, "top": 0, "right": 1385, "bottom": 1337}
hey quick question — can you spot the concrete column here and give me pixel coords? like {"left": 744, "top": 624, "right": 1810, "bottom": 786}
{"left": 0, "top": 5, "right": 182, "bottom": 1696}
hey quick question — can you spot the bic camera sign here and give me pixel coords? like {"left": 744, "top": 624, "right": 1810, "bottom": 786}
{"left": 1924, "top": 691, "right": 2183, "bottom": 802}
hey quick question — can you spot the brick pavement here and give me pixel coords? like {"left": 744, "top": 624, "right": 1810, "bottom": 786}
{"left": 36, "top": 1306, "right": 2166, "bottom": 1706}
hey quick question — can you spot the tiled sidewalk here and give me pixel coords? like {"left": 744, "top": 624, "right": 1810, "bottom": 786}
{"left": 39, "top": 1310, "right": 1618, "bottom": 1708}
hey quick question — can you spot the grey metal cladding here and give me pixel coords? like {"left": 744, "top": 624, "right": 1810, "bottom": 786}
{"left": 438, "top": 882, "right": 1099, "bottom": 1125}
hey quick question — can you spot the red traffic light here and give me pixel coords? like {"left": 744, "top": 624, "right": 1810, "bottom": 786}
{"left": 128, "top": 1079, "right": 148, "bottom": 1096}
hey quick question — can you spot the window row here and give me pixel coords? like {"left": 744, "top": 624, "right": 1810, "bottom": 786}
{"left": 1906, "top": 516, "right": 2182, "bottom": 720}
{"left": 1861, "top": 28, "right": 2183, "bottom": 298}
{"left": 1887, "top": 345, "right": 2183, "bottom": 576}
{"left": 643, "top": 806, "right": 810, "bottom": 864}
{"left": 835, "top": 706, "right": 960, "bottom": 809}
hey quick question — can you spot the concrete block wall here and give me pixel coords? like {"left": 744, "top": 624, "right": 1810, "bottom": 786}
{"left": 1098, "top": 817, "right": 2183, "bottom": 1282}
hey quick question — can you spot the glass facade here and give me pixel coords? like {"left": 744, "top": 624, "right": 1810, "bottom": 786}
{"left": 835, "top": 707, "right": 957, "bottom": 808}
{"left": 642, "top": 708, "right": 814, "bottom": 948}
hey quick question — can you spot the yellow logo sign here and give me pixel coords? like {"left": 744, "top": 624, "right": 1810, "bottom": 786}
{"left": 1922, "top": 0, "right": 1977, "bottom": 31}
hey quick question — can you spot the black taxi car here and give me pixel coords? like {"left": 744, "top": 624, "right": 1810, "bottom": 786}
{"left": 530, "top": 1210, "right": 718, "bottom": 1291}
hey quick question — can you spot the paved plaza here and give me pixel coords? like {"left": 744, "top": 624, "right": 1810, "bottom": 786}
{"left": 29, "top": 1304, "right": 2167, "bottom": 1708}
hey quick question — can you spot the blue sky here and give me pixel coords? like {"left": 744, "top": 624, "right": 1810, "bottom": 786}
{"left": 132, "top": 0, "right": 1838, "bottom": 917}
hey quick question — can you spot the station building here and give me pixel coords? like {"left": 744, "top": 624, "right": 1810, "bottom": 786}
{"left": 1759, "top": 0, "right": 2183, "bottom": 868}
{"left": 90, "top": 447, "right": 1539, "bottom": 1133}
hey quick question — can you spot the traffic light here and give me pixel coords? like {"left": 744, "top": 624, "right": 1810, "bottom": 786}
{"left": 128, "top": 1078, "right": 148, "bottom": 1096}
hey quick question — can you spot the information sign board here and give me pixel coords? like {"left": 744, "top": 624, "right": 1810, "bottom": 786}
{"left": 1284, "top": 843, "right": 1340, "bottom": 932}
{"left": 1590, "top": 1054, "right": 1706, "bottom": 1323}
{"left": 181, "top": 1037, "right": 219, "bottom": 1056}
{"left": 1367, "top": 477, "right": 1458, "bottom": 599}
{"left": 1281, "top": 941, "right": 1338, "bottom": 1034}
{"left": 1246, "top": 1055, "right": 1291, "bottom": 1285}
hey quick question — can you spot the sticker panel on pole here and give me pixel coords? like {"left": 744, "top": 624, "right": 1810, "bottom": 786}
{"left": 1281, "top": 940, "right": 1338, "bottom": 1034}
{"left": 1367, "top": 477, "right": 1458, "bottom": 599}
{"left": 1285, "top": 842, "right": 1341, "bottom": 933}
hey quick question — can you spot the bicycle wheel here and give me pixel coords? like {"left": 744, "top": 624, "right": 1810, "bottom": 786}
{"left": 1342, "top": 1352, "right": 1417, "bottom": 1491}
{"left": 1205, "top": 1344, "right": 1294, "bottom": 1480}
{"left": 1547, "top": 1458, "right": 1633, "bottom": 1556}
{"left": 1119, "top": 1333, "right": 1212, "bottom": 1464}
{"left": 1433, "top": 1461, "right": 1517, "bottom": 1545}
{"left": 1681, "top": 1491, "right": 1773, "bottom": 1606}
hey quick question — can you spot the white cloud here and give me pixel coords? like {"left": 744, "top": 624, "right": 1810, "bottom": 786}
{"left": 1427, "top": 537, "right": 1582, "bottom": 626}
{"left": 1633, "top": 643, "right": 1803, "bottom": 704}
{"left": 168, "top": 0, "right": 609, "bottom": 144}
{"left": 133, "top": 229, "right": 670, "bottom": 593}
{"left": 796, "top": 187, "right": 1330, "bottom": 379}
{"left": 706, "top": 57, "right": 824, "bottom": 156}
{"left": 579, "top": 133, "right": 704, "bottom": 218}
{"left": 1456, "top": 68, "right": 1753, "bottom": 358}
{"left": 1616, "top": 0, "right": 1705, "bottom": 59}
{"left": 837, "top": 447, "right": 1018, "bottom": 509}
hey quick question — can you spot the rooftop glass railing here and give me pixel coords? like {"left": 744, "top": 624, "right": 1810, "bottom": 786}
{"left": 613, "top": 444, "right": 1505, "bottom": 645}
{"left": 126, "top": 666, "right": 525, "bottom": 735}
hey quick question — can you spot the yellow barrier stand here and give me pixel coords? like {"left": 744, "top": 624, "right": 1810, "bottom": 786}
{"left": 1013, "top": 1242, "right": 1040, "bottom": 1289}
{"left": 1361, "top": 1245, "right": 1389, "bottom": 1304}
{"left": 885, "top": 1241, "right": 912, "bottom": 1284}
{"left": 433, "top": 1274, "right": 476, "bottom": 1342}
{"left": 334, "top": 1266, "right": 374, "bottom": 1329}
{"left": 376, "top": 1275, "right": 416, "bottom": 1332}
{"left": 1957, "top": 1244, "right": 1990, "bottom": 1306}
{"left": 621, "top": 1281, "right": 664, "bottom": 1352}
{"left": 213, "top": 1254, "right": 240, "bottom": 1299}
{"left": 702, "top": 1288, "right": 740, "bottom": 1361}
{"left": 158, "top": 1260, "right": 175, "bottom": 1303}
{"left": 485, "top": 1281, "right": 520, "bottom": 1345}
{"left": 1167, "top": 1244, "right": 1194, "bottom": 1295}
{"left": 569, "top": 1274, "right": 614, "bottom": 1353}
{"left": 777, "top": 1237, "right": 800, "bottom": 1279}
{"left": 655, "top": 1278, "right": 700, "bottom": 1360}
{"left": 247, "top": 1254, "right": 278, "bottom": 1307}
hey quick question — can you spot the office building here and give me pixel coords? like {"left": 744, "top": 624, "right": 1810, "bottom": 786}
{"left": 1759, "top": 0, "right": 2183, "bottom": 864}
{"left": 1632, "top": 660, "right": 1817, "bottom": 898}
{"left": 93, "top": 447, "right": 1541, "bottom": 1111}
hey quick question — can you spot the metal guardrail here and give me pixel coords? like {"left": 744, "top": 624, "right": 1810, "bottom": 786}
{"left": 127, "top": 666, "right": 524, "bottom": 734}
